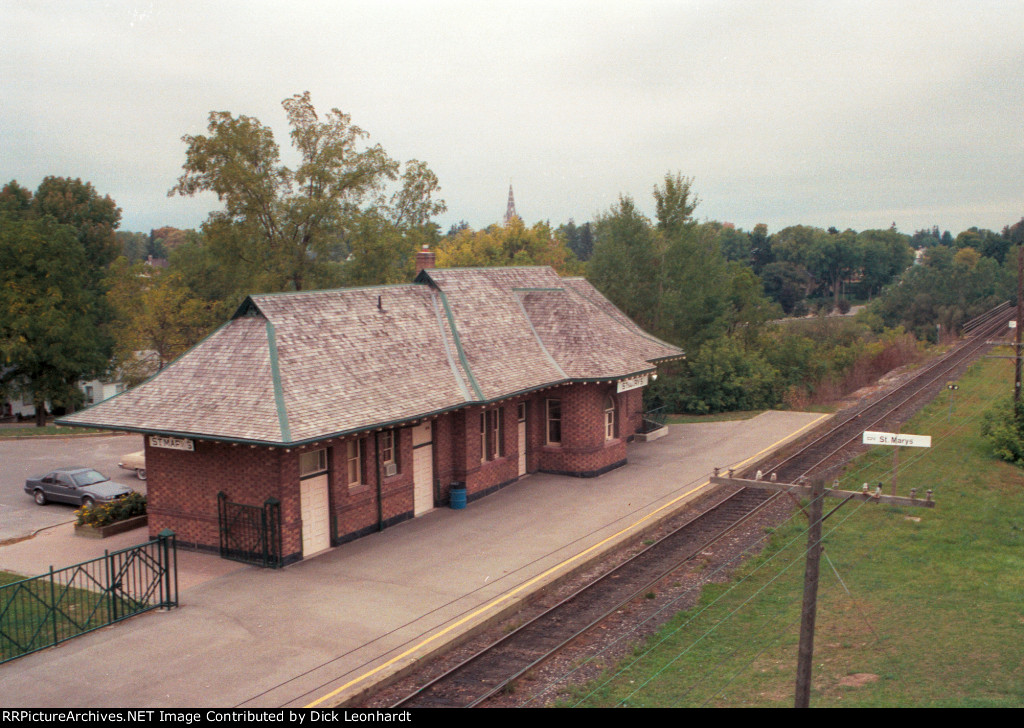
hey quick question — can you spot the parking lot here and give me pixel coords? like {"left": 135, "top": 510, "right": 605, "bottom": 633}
{"left": 0, "top": 431, "right": 146, "bottom": 542}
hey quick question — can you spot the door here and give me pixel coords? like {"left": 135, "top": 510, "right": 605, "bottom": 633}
{"left": 412, "top": 421, "right": 434, "bottom": 516}
{"left": 299, "top": 474, "right": 330, "bottom": 556}
{"left": 517, "top": 403, "right": 527, "bottom": 477}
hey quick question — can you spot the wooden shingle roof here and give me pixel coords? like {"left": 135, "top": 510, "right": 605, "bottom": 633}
{"left": 60, "top": 267, "right": 683, "bottom": 445}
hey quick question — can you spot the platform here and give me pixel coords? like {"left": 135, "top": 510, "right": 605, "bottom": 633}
{"left": 0, "top": 411, "right": 827, "bottom": 708}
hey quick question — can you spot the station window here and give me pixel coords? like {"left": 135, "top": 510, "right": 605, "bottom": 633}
{"left": 480, "top": 408, "right": 504, "bottom": 462}
{"left": 381, "top": 430, "right": 399, "bottom": 474}
{"left": 346, "top": 439, "right": 364, "bottom": 487}
{"left": 604, "top": 394, "right": 616, "bottom": 440}
{"left": 546, "top": 399, "right": 562, "bottom": 445}
{"left": 299, "top": 448, "right": 328, "bottom": 478}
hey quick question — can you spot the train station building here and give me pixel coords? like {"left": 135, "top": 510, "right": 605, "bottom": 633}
{"left": 59, "top": 251, "right": 684, "bottom": 563}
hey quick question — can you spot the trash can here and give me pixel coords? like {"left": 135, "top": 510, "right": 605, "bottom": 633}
{"left": 449, "top": 482, "right": 467, "bottom": 510}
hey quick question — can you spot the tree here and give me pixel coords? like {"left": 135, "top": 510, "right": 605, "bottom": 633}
{"left": 0, "top": 179, "right": 119, "bottom": 424}
{"left": 105, "top": 259, "right": 222, "bottom": 385}
{"left": 171, "top": 91, "right": 445, "bottom": 294}
{"left": 435, "top": 218, "right": 581, "bottom": 275}
{"left": 0, "top": 214, "right": 113, "bottom": 424}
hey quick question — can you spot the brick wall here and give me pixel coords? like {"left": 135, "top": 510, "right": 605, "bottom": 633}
{"left": 145, "top": 439, "right": 291, "bottom": 553}
{"left": 144, "top": 382, "right": 648, "bottom": 560}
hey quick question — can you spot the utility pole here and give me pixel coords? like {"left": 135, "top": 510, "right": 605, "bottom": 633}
{"left": 794, "top": 478, "right": 824, "bottom": 708}
{"left": 711, "top": 473, "right": 935, "bottom": 708}
{"left": 1016, "top": 247, "right": 1022, "bottom": 403}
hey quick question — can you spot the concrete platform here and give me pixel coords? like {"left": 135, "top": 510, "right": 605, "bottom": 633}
{"left": 0, "top": 411, "right": 826, "bottom": 708}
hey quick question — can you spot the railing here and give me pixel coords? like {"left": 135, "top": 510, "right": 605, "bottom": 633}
{"left": 217, "top": 493, "right": 283, "bottom": 568}
{"left": 641, "top": 404, "right": 668, "bottom": 433}
{"left": 0, "top": 530, "right": 177, "bottom": 664}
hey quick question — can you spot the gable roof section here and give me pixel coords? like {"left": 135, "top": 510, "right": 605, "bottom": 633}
{"left": 60, "top": 267, "right": 684, "bottom": 446}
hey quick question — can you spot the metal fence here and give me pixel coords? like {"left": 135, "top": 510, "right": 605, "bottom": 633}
{"left": 0, "top": 530, "right": 177, "bottom": 665}
{"left": 217, "top": 493, "right": 283, "bottom": 568}
{"left": 641, "top": 404, "right": 668, "bottom": 432}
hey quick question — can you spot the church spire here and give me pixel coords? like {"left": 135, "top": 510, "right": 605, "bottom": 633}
{"left": 504, "top": 184, "right": 519, "bottom": 225}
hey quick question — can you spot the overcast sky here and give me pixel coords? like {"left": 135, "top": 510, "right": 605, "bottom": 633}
{"left": 2, "top": 1, "right": 1022, "bottom": 237}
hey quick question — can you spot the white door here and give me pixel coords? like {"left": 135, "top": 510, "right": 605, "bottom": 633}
{"left": 517, "top": 403, "right": 527, "bottom": 477}
{"left": 300, "top": 474, "right": 330, "bottom": 556}
{"left": 412, "top": 421, "right": 434, "bottom": 516}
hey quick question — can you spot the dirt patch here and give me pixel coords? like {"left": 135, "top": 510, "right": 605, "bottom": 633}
{"left": 838, "top": 673, "right": 879, "bottom": 688}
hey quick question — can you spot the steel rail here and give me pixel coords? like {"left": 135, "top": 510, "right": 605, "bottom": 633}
{"left": 759, "top": 306, "right": 1013, "bottom": 481}
{"left": 390, "top": 486, "right": 777, "bottom": 708}
{"left": 383, "top": 301, "right": 1013, "bottom": 709}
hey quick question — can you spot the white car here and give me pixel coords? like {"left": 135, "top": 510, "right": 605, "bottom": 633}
{"left": 118, "top": 450, "right": 147, "bottom": 480}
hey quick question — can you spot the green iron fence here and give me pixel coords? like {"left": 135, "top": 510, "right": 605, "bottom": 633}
{"left": 0, "top": 530, "right": 177, "bottom": 664}
{"left": 217, "top": 493, "right": 283, "bottom": 568}
{"left": 641, "top": 404, "right": 668, "bottom": 432}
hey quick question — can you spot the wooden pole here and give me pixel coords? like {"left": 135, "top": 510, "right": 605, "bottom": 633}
{"left": 795, "top": 478, "right": 825, "bottom": 708}
{"left": 1015, "top": 246, "right": 1022, "bottom": 403}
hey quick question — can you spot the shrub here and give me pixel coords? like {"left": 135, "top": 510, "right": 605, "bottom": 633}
{"left": 75, "top": 492, "right": 147, "bottom": 527}
{"left": 837, "top": 298, "right": 852, "bottom": 314}
{"left": 980, "top": 398, "right": 1024, "bottom": 466}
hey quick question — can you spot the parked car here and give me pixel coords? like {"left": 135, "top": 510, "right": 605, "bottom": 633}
{"left": 118, "top": 450, "right": 147, "bottom": 480}
{"left": 25, "top": 467, "right": 134, "bottom": 507}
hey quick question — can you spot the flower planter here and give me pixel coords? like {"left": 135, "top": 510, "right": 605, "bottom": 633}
{"left": 74, "top": 515, "right": 148, "bottom": 539}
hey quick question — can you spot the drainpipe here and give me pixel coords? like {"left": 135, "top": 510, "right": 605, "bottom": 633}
{"left": 374, "top": 431, "right": 384, "bottom": 532}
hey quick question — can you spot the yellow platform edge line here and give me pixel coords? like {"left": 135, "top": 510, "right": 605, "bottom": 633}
{"left": 305, "top": 412, "right": 828, "bottom": 708}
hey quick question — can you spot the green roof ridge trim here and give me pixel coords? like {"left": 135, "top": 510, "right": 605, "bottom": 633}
{"left": 430, "top": 291, "right": 473, "bottom": 402}
{"left": 512, "top": 290, "right": 568, "bottom": 380}
{"left": 265, "top": 319, "right": 292, "bottom": 443}
{"left": 436, "top": 289, "right": 485, "bottom": 401}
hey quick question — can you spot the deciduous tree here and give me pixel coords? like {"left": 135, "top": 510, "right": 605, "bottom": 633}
{"left": 171, "top": 91, "right": 445, "bottom": 293}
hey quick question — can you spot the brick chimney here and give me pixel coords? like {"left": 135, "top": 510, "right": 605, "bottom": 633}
{"left": 415, "top": 244, "right": 436, "bottom": 275}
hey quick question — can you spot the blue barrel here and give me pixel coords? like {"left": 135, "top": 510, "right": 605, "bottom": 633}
{"left": 450, "top": 484, "right": 467, "bottom": 510}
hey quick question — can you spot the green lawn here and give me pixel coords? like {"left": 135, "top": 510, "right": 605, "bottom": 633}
{"left": 570, "top": 354, "right": 1024, "bottom": 707}
{"left": 666, "top": 410, "right": 766, "bottom": 424}
{"left": 0, "top": 424, "right": 105, "bottom": 438}
{"left": 0, "top": 569, "right": 112, "bottom": 663}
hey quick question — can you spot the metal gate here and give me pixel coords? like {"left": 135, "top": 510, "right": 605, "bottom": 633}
{"left": 0, "top": 531, "right": 177, "bottom": 664}
{"left": 217, "top": 492, "right": 283, "bottom": 568}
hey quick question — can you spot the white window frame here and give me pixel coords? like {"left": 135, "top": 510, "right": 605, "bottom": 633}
{"left": 546, "top": 398, "right": 562, "bottom": 446}
{"left": 346, "top": 439, "right": 363, "bottom": 487}
{"left": 299, "top": 448, "right": 328, "bottom": 479}
{"left": 381, "top": 430, "right": 399, "bottom": 474}
{"left": 604, "top": 394, "right": 616, "bottom": 440}
{"left": 480, "top": 408, "right": 504, "bottom": 462}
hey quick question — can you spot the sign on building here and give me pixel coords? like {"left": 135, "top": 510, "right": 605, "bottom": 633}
{"left": 862, "top": 431, "right": 931, "bottom": 448}
{"left": 616, "top": 374, "right": 650, "bottom": 393}
{"left": 150, "top": 435, "right": 195, "bottom": 451}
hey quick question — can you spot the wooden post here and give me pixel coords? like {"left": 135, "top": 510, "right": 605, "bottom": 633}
{"left": 795, "top": 478, "right": 824, "bottom": 708}
{"left": 891, "top": 424, "right": 900, "bottom": 497}
{"left": 1016, "top": 246, "right": 1022, "bottom": 403}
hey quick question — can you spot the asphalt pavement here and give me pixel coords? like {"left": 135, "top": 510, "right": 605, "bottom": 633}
{"left": 0, "top": 431, "right": 146, "bottom": 542}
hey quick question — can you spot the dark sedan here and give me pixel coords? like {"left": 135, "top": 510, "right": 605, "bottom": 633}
{"left": 25, "top": 467, "right": 134, "bottom": 507}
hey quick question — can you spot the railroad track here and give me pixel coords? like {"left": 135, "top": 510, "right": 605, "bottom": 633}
{"left": 753, "top": 301, "right": 1012, "bottom": 482}
{"left": 383, "top": 302, "right": 1012, "bottom": 709}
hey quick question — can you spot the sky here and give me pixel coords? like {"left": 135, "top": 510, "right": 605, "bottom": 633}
{"left": 2, "top": 1, "right": 1022, "bottom": 237}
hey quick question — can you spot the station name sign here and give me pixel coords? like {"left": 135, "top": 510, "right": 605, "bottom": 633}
{"left": 617, "top": 374, "right": 650, "bottom": 393}
{"left": 149, "top": 435, "right": 195, "bottom": 451}
{"left": 862, "top": 431, "right": 931, "bottom": 448}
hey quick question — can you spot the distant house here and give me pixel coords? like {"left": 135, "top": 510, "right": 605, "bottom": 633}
{"left": 60, "top": 250, "right": 684, "bottom": 563}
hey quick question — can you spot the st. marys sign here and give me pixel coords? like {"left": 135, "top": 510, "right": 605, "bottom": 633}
{"left": 862, "top": 431, "right": 931, "bottom": 448}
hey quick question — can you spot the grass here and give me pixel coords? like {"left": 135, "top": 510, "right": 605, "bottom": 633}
{"left": 568, "top": 354, "right": 1024, "bottom": 707}
{"left": 0, "top": 569, "right": 113, "bottom": 663}
{"left": 0, "top": 424, "right": 106, "bottom": 438}
{"left": 666, "top": 411, "right": 765, "bottom": 424}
